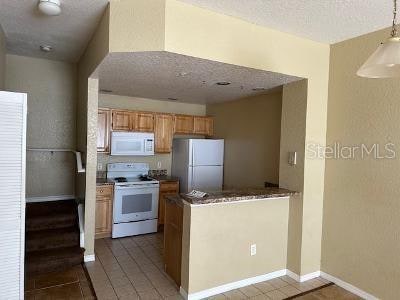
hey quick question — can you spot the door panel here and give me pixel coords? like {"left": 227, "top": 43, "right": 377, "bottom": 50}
{"left": 191, "top": 166, "right": 223, "bottom": 191}
{"left": 192, "top": 139, "right": 224, "bottom": 166}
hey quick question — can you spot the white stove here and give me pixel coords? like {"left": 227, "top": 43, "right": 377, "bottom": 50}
{"left": 107, "top": 163, "right": 159, "bottom": 238}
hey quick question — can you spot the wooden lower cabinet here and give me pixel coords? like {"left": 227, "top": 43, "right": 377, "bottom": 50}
{"left": 158, "top": 181, "right": 179, "bottom": 226}
{"left": 95, "top": 185, "right": 113, "bottom": 239}
{"left": 164, "top": 199, "right": 183, "bottom": 286}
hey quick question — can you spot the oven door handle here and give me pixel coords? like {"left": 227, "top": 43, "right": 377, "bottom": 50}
{"left": 115, "top": 184, "right": 159, "bottom": 189}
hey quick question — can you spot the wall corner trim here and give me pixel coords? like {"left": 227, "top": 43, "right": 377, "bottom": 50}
{"left": 320, "top": 272, "right": 378, "bottom": 300}
{"left": 180, "top": 269, "right": 287, "bottom": 300}
{"left": 84, "top": 255, "right": 95, "bottom": 262}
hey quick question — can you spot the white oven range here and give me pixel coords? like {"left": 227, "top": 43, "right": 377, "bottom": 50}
{"left": 107, "top": 162, "right": 159, "bottom": 238}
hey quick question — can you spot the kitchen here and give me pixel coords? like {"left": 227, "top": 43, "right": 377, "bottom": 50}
{"left": 94, "top": 67, "right": 300, "bottom": 298}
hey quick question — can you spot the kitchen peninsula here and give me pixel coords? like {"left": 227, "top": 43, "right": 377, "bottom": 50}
{"left": 164, "top": 187, "right": 298, "bottom": 299}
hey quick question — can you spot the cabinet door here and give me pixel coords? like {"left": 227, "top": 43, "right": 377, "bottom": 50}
{"left": 194, "top": 116, "right": 214, "bottom": 136}
{"left": 112, "top": 110, "right": 134, "bottom": 131}
{"left": 135, "top": 112, "right": 154, "bottom": 132}
{"left": 174, "top": 115, "right": 194, "bottom": 134}
{"left": 155, "top": 114, "right": 174, "bottom": 153}
{"left": 95, "top": 199, "right": 110, "bottom": 234}
{"left": 97, "top": 109, "right": 111, "bottom": 153}
{"left": 158, "top": 181, "right": 179, "bottom": 226}
{"left": 95, "top": 186, "right": 113, "bottom": 238}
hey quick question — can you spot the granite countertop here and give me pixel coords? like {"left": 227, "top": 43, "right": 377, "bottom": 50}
{"left": 166, "top": 187, "right": 297, "bottom": 206}
{"left": 150, "top": 175, "right": 180, "bottom": 182}
{"left": 96, "top": 178, "right": 115, "bottom": 186}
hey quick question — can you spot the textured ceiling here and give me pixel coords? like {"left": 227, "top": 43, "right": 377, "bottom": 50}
{"left": 0, "top": 0, "right": 108, "bottom": 62}
{"left": 178, "top": 0, "right": 394, "bottom": 44}
{"left": 98, "top": 52, "right": 300, "bottom": 104}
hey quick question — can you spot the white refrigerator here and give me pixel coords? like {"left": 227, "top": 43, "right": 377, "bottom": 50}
{"left": 172, "top": 139, "right": 224, "bottom": 193}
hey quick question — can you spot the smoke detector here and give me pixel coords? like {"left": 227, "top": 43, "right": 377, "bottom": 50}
{"left": 38, "top": 0, "right": 61, "bottom": 16}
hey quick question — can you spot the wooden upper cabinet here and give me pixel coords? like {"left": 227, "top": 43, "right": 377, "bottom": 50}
{"left": 174, "top": 114, "right": 194, "bottom": 134}
{"left": 135, "top": 112, "right": 154, "bottom": 132}
{"left": 155, "top": 114, "right": 174, "bottom": 153}
{"left": 97, "top": 109, "right": 111, "bottom": 153}
{"left": 194, "top": 116, "right": 214, "bottom": 136}
{"left": 112, "top": 110, "right": 135, "bottom": 131}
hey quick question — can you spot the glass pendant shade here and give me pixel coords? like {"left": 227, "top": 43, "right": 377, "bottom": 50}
{"left": 357, "top": 37, "right": 400, "bottom": 78}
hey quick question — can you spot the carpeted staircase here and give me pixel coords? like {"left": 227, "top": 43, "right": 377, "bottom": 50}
{"left": 25, "top": 200, "right": 84, "bottom": 276}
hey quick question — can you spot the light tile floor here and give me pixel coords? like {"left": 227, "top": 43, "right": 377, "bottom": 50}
{"left": 87, "top": 233, "right": 357, "bottom": 300}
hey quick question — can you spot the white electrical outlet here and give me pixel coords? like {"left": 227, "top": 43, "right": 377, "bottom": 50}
{"left": 157, "top": 161, "right": 162, "bottom": 169}
{"left": 97, "top": 163, "right": 103, "bottom": 171}
{"left": 250, "top": 244, "right": 257, "bottom": 256}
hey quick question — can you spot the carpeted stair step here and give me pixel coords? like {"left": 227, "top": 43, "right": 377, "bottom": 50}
{"left": 26, "top": 226, "right": 80, "bottom": 253}
{"left": 26, "top": 246, "right": 85, "bottom": 276}
{"left": 26, "top": 200, "right": 77, "bottom": 232}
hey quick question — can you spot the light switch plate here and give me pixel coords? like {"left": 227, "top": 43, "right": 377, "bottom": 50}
{"left": 250, "top": 244, "right": 257, "bottom": 256}
{"left": 97, "top": 163, "right": 103, "bottom": 171}
{"left": 288, "top": 152, "right": 297, "bottom": 166}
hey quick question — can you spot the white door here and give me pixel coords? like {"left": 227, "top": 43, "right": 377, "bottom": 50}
{"left": 191, "top": 139, "right": 224, "bottom": 166}
{"left": 0, "top": 92, "right": 27, "bottom": 299}
{"left": 191, "top": 166, "right": 223, "bottom": 191}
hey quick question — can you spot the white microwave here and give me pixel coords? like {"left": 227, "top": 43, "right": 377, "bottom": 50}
{"left": 111, "top": 132, "right": 155, "bottom": 156}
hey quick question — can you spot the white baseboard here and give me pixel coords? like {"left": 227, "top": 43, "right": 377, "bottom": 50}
{"left": 286, "top": 270, "right": 320, "bottom": 283}
{"left": 26, "top": 195, "right": 75, "bottom": 203}
{"left": 180, "top": 269, "right": 286, "bottom": 300}
{"left": 84, "top": 255, "right": 95, "bottom": 262}
{"left": 320, "top": 272, "right": 378, "bottom": 300}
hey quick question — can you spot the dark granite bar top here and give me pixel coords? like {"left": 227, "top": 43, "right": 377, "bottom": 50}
{"left": 96, "top": 178, "right": 115, "bottom": 186}
{"left": 166, "top": 187, "right": 297, "bottom": 206}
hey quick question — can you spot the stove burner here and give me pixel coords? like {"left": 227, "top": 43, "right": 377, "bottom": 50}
{"left": 114, "top": 177, "right": 128, "bottom": 183}
{"left": 139, "top": 175, "right": 153, "bottom": 181}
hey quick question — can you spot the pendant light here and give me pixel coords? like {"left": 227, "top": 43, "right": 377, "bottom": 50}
{"left": 357, "top": 0, "right": 400, "bottom": 78}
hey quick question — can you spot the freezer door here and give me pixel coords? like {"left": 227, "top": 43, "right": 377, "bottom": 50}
{"left": 191, "top": 139, "right": 224, "bottom": 166}
{"left": 190, "top": 166, "right": 223, "bottom": 191}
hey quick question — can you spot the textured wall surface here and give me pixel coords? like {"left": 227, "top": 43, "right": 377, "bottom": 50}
{"left": 98, "top": 93, "right": 206, "bottom": 173}
{"left": 322, "top": 27, "right": 400, "bottom": 299}
{"left": 77, "top": 5, "right": 110, "bottom": 257}
{"left": 207, "top": 91, "right": 282, "bottom": 188}
{"left": 182, "top": 198, "right": 289, "bottom": 293}
{"left": 5, "top": 55, "right": 77, "bottom": 198}
{"left": 280, "top": 80, "right": 307, "bottom": 275}
{"left": 0, "top": 24, "right": 5, "bottom": 89}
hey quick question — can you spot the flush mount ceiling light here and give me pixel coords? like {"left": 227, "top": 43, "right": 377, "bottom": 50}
{"left": 40, "top": 45, "right": 53, "bottom": 52}
{"left": 357, "top": 0, "right": 400, "bottom": 78}
{"left": 38, "top": 0, "right": 61, "bottom": 16}
{"left": 216, "top": 81, "right": 231, "bottom": 86}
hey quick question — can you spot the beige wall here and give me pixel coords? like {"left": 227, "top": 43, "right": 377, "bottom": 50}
{"left": 77, "top": 5, "right": 110, "bottom": 256}
{"left": 163, "top": 0, "right": 330, "bottom": 276}
{"left": 181, "top": 198, "right": 289, "bottom": 293}
{"left": 83, "top": 0, "right": 331, "bottom": 270}
{"left": 280, "top": 80, "right": 307, "bottom": 275}
{"left": 5, "top": 54, "right": 77, "bottom": 198}
{"left": 0, "top": 24, "right": 5, "bottom": 89}
{"left": 98, "top": 93, "right": 206, "bottom": 173}
{"left": 206, "top": 91, "right": 282, "bottom": 188}
{"left": 322, "top": 28, "right": 400, "bottom": 299}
